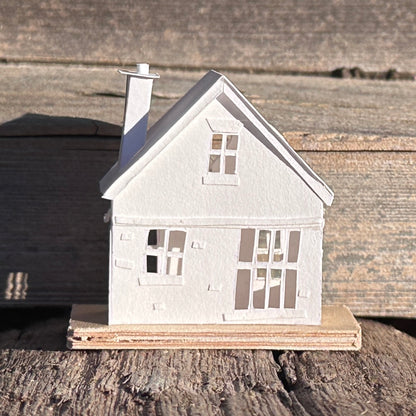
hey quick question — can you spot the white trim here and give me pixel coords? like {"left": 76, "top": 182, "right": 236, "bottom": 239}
{"left": 118, "top": 69, "right": 160, "bottom": 79}
{"left": 108, "top": 228, "right": 113, "bottom": 325}
{"left": 206, "top": 118, "right": 243, "bottom": 133}
{"left": 139, "top": 275, "right": 184, "bottom": 286}
{"left": 114, "top": 216, "right": 323, "bottom": 228}
{"left": 114, "top": 258, "right": 134, "bottom": 270}
{"left": 146, "top": 248, "right": 184, "bottom": 259}
{"left": 162, "top": 228, "right": 169, "bottom": 275}
{"left": 223, "top": 308, "right": 306, "bottom": 322}
{"left": 235, "top": 228, "right": 300, "bottom": 312}
{"left": 237, "top": 261, "right": 297, "bottom": 270}
{"left": 298, "top": 289, "right": 311, "bottom": 298}
{"left": 222, "top": 82, "right": 334, "bottom": 206}
{"left": 100, "top": 71, "right": 334, "bottom": 206}
{"left": 142, "top": 228, "right": 186, "bottom": 284}
{"left": 152, "top": 303, "right": 166, "bottom": 310}
{"left": 264, "top": 230, "right": 273, "bottom": 309}
{"left": 205, "top": 129, "right": 240, "bottom": 182}
{"left": 208, "top": 283, "right": 223, "bottom": 292}
{"left": 101, "top": 72, "right": 224, "bottom": 198}
{"left": 202, "top": 173, "right": 240, "bottom": 186}
{"left": 280, "top": 231, "right": 287, "bottom": 309}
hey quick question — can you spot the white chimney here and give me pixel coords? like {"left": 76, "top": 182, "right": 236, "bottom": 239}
{"left": 118, "top": 63, "right": 160, "bottom": 168}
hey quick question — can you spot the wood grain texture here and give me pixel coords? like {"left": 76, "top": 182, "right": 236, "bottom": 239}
{"left": 67, "top": 305, "right": 361, "bottom": 350}
{"left": 1, "top": 64, "right": 415, "bottom": 137}
{"left": 0, "top": 1, "right": 415, "bottom": 73}
{"left": 278, "top": 320, "right": 416, "bottom": 416}
{"left": 0, "top": 136, "right": 112, "bottom": 304}
{"left": 0, "top": 312, "right": 414, "bottom": 415}
{"left": 304, "top": 151, "right": 416, "bottom": 317}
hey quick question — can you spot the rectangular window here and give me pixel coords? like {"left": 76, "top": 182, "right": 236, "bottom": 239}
{"left": 208, "top": 133, "right": 239, "bottom": 175}
{"left": 145, "top": 229, "right": 186, "bottom": 276}
{"left": 235, "top": 229, "right": 300, "bottom": 311}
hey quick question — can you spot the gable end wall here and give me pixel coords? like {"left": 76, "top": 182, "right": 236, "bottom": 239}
{"left": 112, "top": 99, "right": 323, "bottom": 221}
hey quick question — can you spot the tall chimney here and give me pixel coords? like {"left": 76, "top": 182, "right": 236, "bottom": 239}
{"left": 118, "top": 63, "right": 160, "bottom": 168}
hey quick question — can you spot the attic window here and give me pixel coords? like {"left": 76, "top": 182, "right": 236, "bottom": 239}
{"left": 208, "top": 133, "right": 238, "bottom": 174}
{"left": 145, "top": 229, "right": 186, "bottom": 276}
{"left": 203, "top": 119, "right": 242, "bottom": 186}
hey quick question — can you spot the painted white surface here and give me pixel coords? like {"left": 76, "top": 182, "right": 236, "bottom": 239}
{"left": 101, "top": 71, "right": 333, "bottom": 206}
{"left": 118, "top": 63, "right": 160, "bottom": 169}
{"left": 108, "top": 100, "right": 324, "bottom": 323}
{"left": 109, "top": 225, "right": 322, "bottom": 325}
{"left": 114, "top": 217, "right": 323, "bottom": 227}
{"left": 100, "top": 71, "right": 223, "bottom": 195}
{"left": 102, "top": 69, "right": 333, "bottom": 326}
{"left": 113, "top": 99, "right": 323, "bottom": 221}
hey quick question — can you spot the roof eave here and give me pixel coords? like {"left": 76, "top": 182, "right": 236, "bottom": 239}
{"left": 101, "top": 70, "right": 335, "bottom": 207}
{"left": 101, "top": 71, "right": 225, "bottom": 200}
{"left": 221, "top": 77, "right": 334, "bottom": 206}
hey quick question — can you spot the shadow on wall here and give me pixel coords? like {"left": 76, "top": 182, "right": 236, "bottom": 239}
{"left": 119, "top": 112, "right": 149, "bottom": 168}
{"left": 0, "top": 307, "right": 71, "bottom": 351}
{"left": 0, "top": 114, "right": 121, "bottom": 305}
{"left": 0, "top": 113, "right": 121, "bottom": 137}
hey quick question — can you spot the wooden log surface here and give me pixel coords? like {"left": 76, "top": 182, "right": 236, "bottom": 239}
{"left": 0, "top": 1, "right": 415, "bottom": 75}
{"left": 1, "top": 64, "right": 415, "bottom": 317}
{"left": 1, "top": 63, "right": 416, "bottom": 137}
{"left": 0, "top": 309, "right": 414, "bottom": 415}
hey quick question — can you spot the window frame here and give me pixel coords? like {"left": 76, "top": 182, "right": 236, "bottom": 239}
{"left": 139, "top": 228, "right": 187, "bottom": 286}
{"left": 208, "top": 132, "right": 239, "bottom": 175}
{"left": 203, "top": 118, "right": 242, "bottom": 186}
{"left": 236, "top": 228, "right": 301, "bottom": 311}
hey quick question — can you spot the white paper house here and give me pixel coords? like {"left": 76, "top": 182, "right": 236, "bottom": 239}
{"left": 100, "top": 64, "right": 334, "bottom": 326}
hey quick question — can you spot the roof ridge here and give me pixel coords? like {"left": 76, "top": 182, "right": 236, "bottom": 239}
{"left": 100, "top": 70, "right": 333, "bottom": 206}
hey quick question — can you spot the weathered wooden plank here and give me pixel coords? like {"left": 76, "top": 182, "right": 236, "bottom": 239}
{"left": 304, "top": 151, "right": 416, "bottom": 317}
{"left": 1, "top": 64, "right": 415, "bottom": 138}
{"left": 0, "top": 114, "right": 120, "bottom": 137}
{"left": 0, "top": 137, "right": 111, "bottom": 304}
{"left": 286, "top": 132, "right": 416, "bottom": 152}
{"left": 0, "top": 311, "right": 414, "bottom": 415}
{"left": 278, "top": 320, "right": 416, "bottom": 416}
{"left": 0, "top": 1, "right": 415, "bottom": 73}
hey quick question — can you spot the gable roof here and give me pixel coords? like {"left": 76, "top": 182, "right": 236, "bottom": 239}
{"left": 100, "top": 70, "right": 334, "bottom": 206}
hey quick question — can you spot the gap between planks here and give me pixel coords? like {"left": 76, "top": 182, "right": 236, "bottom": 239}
{"left": 67, "top": 304, "right": 361, "bottom": 351}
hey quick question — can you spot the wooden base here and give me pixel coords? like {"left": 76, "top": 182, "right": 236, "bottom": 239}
{"left": 67, "top": 304, "right": 361, "bottom": 350}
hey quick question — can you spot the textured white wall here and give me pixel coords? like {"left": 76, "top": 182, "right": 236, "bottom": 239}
{"left": 109, "top": 226, "right": 240, "bottom": 324}
{"left": 109, "top": 97, "right": 324, "bottom": 324}
{"left": 113, "top": 99, "right": 323, "bottom": 221}
{"left": 109, "top": 225, "right": 322, "bottom": 325}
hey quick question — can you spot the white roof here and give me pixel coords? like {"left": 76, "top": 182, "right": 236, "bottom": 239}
{"left": 100, "top": 70, "right": 334, "bottom": 206}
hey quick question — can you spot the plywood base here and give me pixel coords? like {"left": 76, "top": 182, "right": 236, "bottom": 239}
{"left": 67, "top": 305, "right": 361, "bottom": 350}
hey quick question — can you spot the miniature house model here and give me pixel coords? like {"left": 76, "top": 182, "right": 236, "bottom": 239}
{"left": 100, "top": 64, "right": 334, "bottom": 326}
